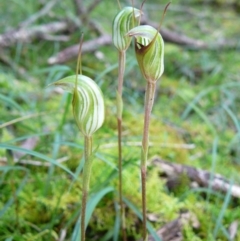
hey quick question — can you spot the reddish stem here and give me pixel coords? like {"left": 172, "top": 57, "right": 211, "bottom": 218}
{"left": 141, "top": 82, "right": 156, "bottom": 241}
{"left": 117, "top": 50, "right": 127, "bottom": 241}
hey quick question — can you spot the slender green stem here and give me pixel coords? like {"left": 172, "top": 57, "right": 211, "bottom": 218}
{"left": 117, "top": 50, "right": 127, "bottom": 241}
{"left": 81, "top": 135, "right": 93, "bottom": 241}
{"left": 141, "top": 82, "right": 156, "bottom": 241}
{"left": 117, "top": 50, "right": 126, "bottom": 97}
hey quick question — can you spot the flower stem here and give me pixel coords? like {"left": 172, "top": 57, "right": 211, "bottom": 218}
{"left": 81, "top": 135, "right": 93, "bottom": 241}
{"left": 141, "top": 82, "right": 156, "bottom": 241}
{"left": 117, "top": 50, "right": 127, "bottom": 241}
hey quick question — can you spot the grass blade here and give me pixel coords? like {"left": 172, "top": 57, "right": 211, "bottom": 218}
{"left": 113, "top": 200, "right": 121, "bottom": 241}
{"left": 213, "top": 179, "right": 233, "bottom": 238}
{"left": 0, "top": 144, "right": 76, "bottom": 178}
{"left": 123, "top": 197, "right": 162, "bottom": 241}
{"left": 71, "top": 187, "right": 114, "bottom": 241}
{"left": 178, "top": 91, "right": 216, "bottom": 135}
{"left": 0, "top": 166, "right": 29, "bottom": 218}
{"left": 0, "top": 93, "right": 23, "bottom": 112}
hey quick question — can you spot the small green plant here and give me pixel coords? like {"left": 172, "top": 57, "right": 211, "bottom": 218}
{"left": 127, "top": 4, "right": 170, "bottom": 240}
{"left": 112, "top": 2, "right": 170, "bottom": 240}
{"left": 112, "top": 5, "right": 141, "bottom": 240}
{"left": 50, "top": 37, "right": 105, "bottom": 241}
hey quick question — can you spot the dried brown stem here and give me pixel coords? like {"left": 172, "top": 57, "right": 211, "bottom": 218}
{"left": 48, "top": 34, "right": 111, "bottom": 64}
{"left": 0, "top": 21, "right": 73, "bottom": 48}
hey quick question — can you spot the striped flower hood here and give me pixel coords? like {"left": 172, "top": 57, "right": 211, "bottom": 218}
{"left": 52, "top": 75, "right": 105, "bottom": 136}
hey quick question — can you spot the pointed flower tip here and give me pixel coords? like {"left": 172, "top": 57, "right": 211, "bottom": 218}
{"left": 52, "top": 75, "right": 105, "bottom": 136}
{"left": 112, "top": 6, "right": 141, "bottom": 51}
{"left": 127, "top": 25, "right": 165, "bottom": 82}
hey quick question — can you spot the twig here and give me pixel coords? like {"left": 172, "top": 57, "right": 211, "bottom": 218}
{"left": 145, "top": 211, "right": 199, "bottom": 241}
{"left": 153, "top": 157, "right": 240, "bottom": 199}
{"left": 41, "top": 34, "right": 70, "bottom": 42}
{"left": 48, "top": 34, "right": 112, "bottom": 64}
{"left": 160, "top": 27, "right": 206, "bottom": 49}
{"left": 0, "top": 21, "right": 74, "bottom": 48}
{"left": 73, "top": 0, "right": 103, "bottom": 34}
{"left": 0, "top": 156, "right": 69, "bottom": 167}
{"left": 73, "top": 0, "right": 102, "bottom": 17}
{"left": 19, "top": 0, "right": 60, "bottom": 28}
{"left": 73, "top": 0, "right": 86, "bottom": 15}
{"left": 100, "top": 142, "right": 195, "bottom": 149}
{"left": 87, "top": 0, "right": 102, "bottom": 13}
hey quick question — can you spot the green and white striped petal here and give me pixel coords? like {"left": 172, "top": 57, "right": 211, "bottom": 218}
{"left": 127, "top": 25, "right": 164, "bottom": 82}
{"left": 52, "top": 75, "right": 105, "bottom": 136}
{"left": 112, "top": 7, "right": 141, "bottom": 51}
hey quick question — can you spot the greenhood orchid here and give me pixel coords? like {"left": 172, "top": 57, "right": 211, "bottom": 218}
{"left": 52, "top": 75, "right": 105, "bottom": 136}
{"left": 128, "top": 25, "right": 164, "bottom": 82}
{"left": 113, "top": 7, "right": 141, "bottom": 51}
